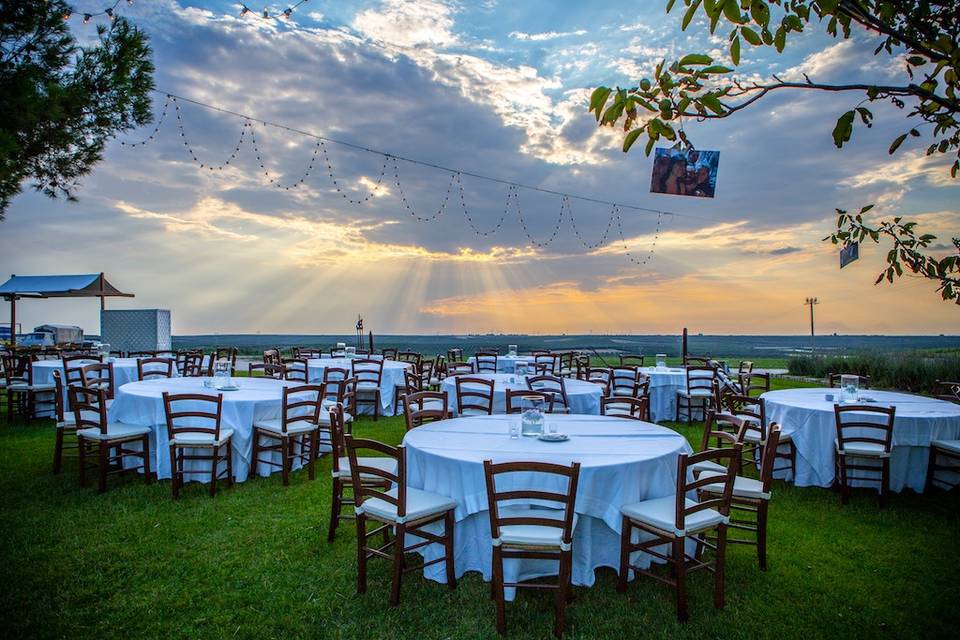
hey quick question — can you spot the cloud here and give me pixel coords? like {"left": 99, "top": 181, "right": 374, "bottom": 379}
{"left": 840, "top": 150, "right": 958, "bottom": 189}
{"left": 509, "top": 30, "right": 587, "bottom": 41}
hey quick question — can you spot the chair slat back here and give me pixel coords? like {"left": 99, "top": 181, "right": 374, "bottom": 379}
{"left": 282, "top": 358, "right": 309, "bottom": 383}
{"left": 447, "top": 362, "right": 474, "bottom": 375}
{"left": 249, "top": 362, "right": 285, "bottom": 379}
{"left": 69, "top": 385, "right": 109, "bottom": 434}
{"left": 52, "top": 369, "right": 66, "bottom": 422}
{"left": 505, "top": 389, "right": 555, "bottom": 414}
{"left": 137, "top": 357, "right": 175, "bottom": 381}
{"left": 263, "top": 348, "right": 282, "bottom": 365}
{"left": 474, "top": 351, "right": 498, "bottom": 374}
{"left": 677, "top": 445, "right": 742, "bottom": 528}
{"left": 739, "top": 372, "right": 770, "bottom": 397}
{"left": 456, "top": 376, "right": 495, "bottom": 415}
{"left": 699, "top": 410, "right": 748, "bottom": 454}
{"left": 208, "top": 347, "right": 238, "bottom": 375}
{"left": 446, "top": 348, "right": 464, "bottom": 363}
{"left": 738, "top": 360, "right": 754, "bottom": 375}
{"left": 834, "top": 404, "right": 895, "bottom": 452}
{"left": 344, "top": 435, "right": 403, "bottom": 514}
{"left": 686, "top": 365, "right": 717, "bottom": 394}
{"left": 82, "top": 362, "right": 115, "bottom": 398}
{"left": 397, "top": 351, "right": 422, "bottom": 368}
{"left": 162, "top": 392, "right": 224, "bottom": 440}
{"left": 586, "top": 367, "right": 611, "bottom": 394}
{"left": 526, "top": 374, "right": 569, "bottom": 410}
{"left": 404, "top": 390, "right": 448, "bottom": 430}
{"left": 760, "top": 424, "right": 782, "bottom": 494}
{"left": 381, "top": 348, "right": 398, "bottom": 360}
{"left": 63, "top": 355, "right": 101, "bottom": 387}
{"left": 619, "top": 354, "right": 645, "bottom": 367}
{"left": 610, "top": 366, "right": 641, "bottom": 397}
{"left": 351, "top": 358, "right": 384, "bottom": 386}
{"left": 281, "top": 384, "right": 323, "bottom": 433}
{"left": 721, "top": 394, "right": 766, "bottom": 443}
{"left": 533, "top": 354, "right": 559, "bottom": 375}
{"left": 484, "top": 460, "right": 581, "bottom": 546}
{"left": 601, "top": 396, "right": 649, "bottom": 420}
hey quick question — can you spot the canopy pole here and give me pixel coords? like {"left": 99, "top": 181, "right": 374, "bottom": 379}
{"left": 10, "top": 296, "right": 16, "bottom": 347}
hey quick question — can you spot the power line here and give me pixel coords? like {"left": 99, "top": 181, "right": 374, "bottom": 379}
{"left": 153, "top": 89, "right": 717, "bottom": 223}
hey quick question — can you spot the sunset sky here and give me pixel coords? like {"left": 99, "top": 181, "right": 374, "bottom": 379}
{"left": 2, "top": 0, "right": 958, "bottom": 336}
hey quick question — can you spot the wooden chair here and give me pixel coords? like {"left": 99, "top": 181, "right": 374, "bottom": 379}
{"left": 403, "top": 390, "right": 449, "bottom": 430}
{"left": 834, "top": 404, "right": 895, "bottom": 506}
{"left": 63, "top": 354, "right": 102, "bottom": 387}
{"left": 137, "top": 357, "right": 175, "bottom": 381}
{"left": 619, "top": 354, "right": 645, "bottom": 367}
{"left": 345, "top": 434, "right": 457, "bottom": 606}
{"left": 483, "top": 459, "right": 581, "bottom": 638}
{"left": 127, "top": 350, "right": 158, "bottom": 358}
{"left": 292, "top": 347, "right": 322, "bottom": 360}
{"left": 262, "top": 348, "right": 282, "bottom": 365}
{"left": 933, "top": 380, "right": 960, "bottom": 404}
{"left": 610, "top": 366, "right": 641, "bottom": 397}
{"left": 51, "top": 370, "right": 79, "bottom": 474}
{"left": 162, "top": 392, "right": 234, "bottom": 498}
{"left": 174, "top": 350, "right": 201, "bottom": 376}
{"left": 617, "top": 444, "right": 741, "bottom": 622}
{"left": 573, "top": 354, "right": 590, "bottom": 380}
{"left": 739, "top": 372, "right": 770, "bottom": 397}
{"left": 352, "top": 358, "right": 385, "bottom": 420}
{"left": 684, "top": 355, "right": 712, "bottom": 367}
{"left": 505, "top": 389, "right": 555, "bottom": 414}
{"left": 432, "top": 355, "right": 446, "bottom": 383}
{"left": 738, "top": 361, "right": 754, "bottom": 376}
{"left": 82, "top": 362, "right": 116, "bottom": 400}
{"left": 557, "top": 352, "right": 575, "bottom": 378}
{"left": 586, "top": 367, "right": 611, "bottom": 395}
{"left": 456, "top": 376, "right": 495, "bottom": 415}
{"left": 326, "top": 404, "right": 393, "bottom": 542}
{"left": 446, "top": 348, "right": 464, "bottom": 363}
{"left": 828, "top": 373, "right": 871, "bottom": 389}
{"left": 282, "top": 358, "right": 310, "bottom": 383}
{"left": 699, "top": 425, "right": 782, "bottom": 570}
{"left": 251, "top": 384, "right": 322, "bottom": 485}
{"left": 3, "top": 353, "right": 56, "bottom": 422}
{"left": 675, "top": 365, "right": 716, "bottom": 423}
{"left": 396, "top": 351, "right": 422, "bottom": 370}
{"left": 927, "top": 439, "right": 960, "bottom": 490}
{"left": 71, "top": 386, "right": 152, "bottom": 493}
{"left": 447, "top": 362, "right": 474, "bottom": 375}
{"left": 695, "top": 411, "right": 747, "bottom": 474}
{"left": 534, "top": 354, "right": 560, "bottom": 376}
{"left": 601, "top": 396, "right": 649, "bottom": 421}
{"left": 720, "top": 393, "right": 767, "bottom": 464}
{"left": 207, "top": 347, "right": 238, "bottom": 375}
{"left": 249, "top": 362, "right": 285, "bottom": 379}
{"left": 180, "top": 351, "right": 205, "bottom": 377}
{"left": 526, "top": 374, "right": 571, "bottom": 413}
{"left": 381, "top": 348, "right": 398, "bottom": 360}
{"left": 474, "top": 351, "right": 498, "bottom": 374}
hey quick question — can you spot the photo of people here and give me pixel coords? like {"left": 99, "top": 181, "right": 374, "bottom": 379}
{"left": 650, "top": 148, "right": 720, "bottom": 198}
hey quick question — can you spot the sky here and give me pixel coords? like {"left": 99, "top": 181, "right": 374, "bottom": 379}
{"left": 2, "top": 0, "right": 958, "bottom": 336}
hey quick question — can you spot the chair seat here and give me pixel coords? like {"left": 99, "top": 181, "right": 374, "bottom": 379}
{"left": 334, "top": 456, "right": 398, "bottom": 480}
{"left": 8, "top": 382, "right": 56, "bottom": 392}
{"left": 932, "top": 440, "right": 960, "bottom": 454}
{"left": 743, "top": 430, "right": 764, "bottom": 443}
{"left": 736, "top": 413, "right": 762, "bottom": 425}
{"left": 429, "top": 378, "right": 441, "bottom": 386}
{"left": 356, "top": 381, "right": 380, "bottom": 390}
{"left": 253, "top": 418, "right": 319, "bottom": 436}
{"left": 77, "top": 422, "right": 152, "bottom": 442}
{"left": 835, "top": 439, "right": 889, "bottom": 458}
{"left": 678, "top": 389, "right": 713, "bottom": 398}
{"left": 316, "top": 411, "right": 353, "bottom": 426}
{"left": 459, "top": 408, "right": 491, "bottom": 416}
{"left": 691, "top": 459, "right": 727, "bottom": 475}
{"left": 699, "top": 471, "right": 771, "bottom": 500}
{"left": 621, "top": 495, "right": 727, "bottom": 537}
{"left": 56, "top": 414, "right": 77, "bottom": 428}
{"left": 494, "top": 506, "right": 578, "bottom": 551}
{"left": 358, "top": 486, "right": 456, "bottom": 525}
{"left": 171, "top": 429, "right": 234, "bottom": 447}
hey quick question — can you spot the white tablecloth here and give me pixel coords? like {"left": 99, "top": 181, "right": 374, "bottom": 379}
{"left": 639, "top": 367, "right": 687, "bottom": 423}
{"left": 762, "top": 388, "right": 960, "bottom": 492}
{"left": 306, "top": 358, "right": 410, "bottom": 416}
{"left": 109, "top": 377, "right": 304, "bottom": 483}
{"left": 440, "top": 373, "right": 604, "bottom": 415}
{"left": 466, "top": 355, "right": 532, "bottom": 373}
{"left": 402, "top": 414, "right": 692, "bottom": 598}
{"left": 33, "top": 357, "right": 180, "bottom": 405}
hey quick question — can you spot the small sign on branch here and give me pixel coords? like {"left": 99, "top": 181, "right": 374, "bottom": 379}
{"left": 840, "top": 242, "right": 859, "bottom": 268}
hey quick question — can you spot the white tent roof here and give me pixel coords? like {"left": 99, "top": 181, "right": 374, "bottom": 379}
{"left": 0, "top": 274, "right": 133, "bottom": 299}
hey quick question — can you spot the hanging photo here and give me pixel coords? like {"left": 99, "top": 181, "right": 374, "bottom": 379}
{"left": 650, "top": 148, "right": 720, "bottom": 198}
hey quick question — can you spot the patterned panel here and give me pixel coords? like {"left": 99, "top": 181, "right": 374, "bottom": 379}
{"left": 100, "top": 309, "right": 171, "bottom": 352}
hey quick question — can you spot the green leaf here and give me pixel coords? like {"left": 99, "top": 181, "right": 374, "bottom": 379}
{"left": 679, "top": 53, "right": 713, "bottom": 66}
{"left": 730, "top": 36, "right": 741, "bottom": 65}
{"left": 666, "top": 0, "right": 678, "bottom": 13}
{"left": 682, "top": 0, "right": 703, "bottom": 30}
{"left": 700, "top": 93, "right": 724, "bottom": 114}
{"left": 832, "top": 110, "right": 855, "bottom": 148}
{"left": 740, "top": 26, "right": 762, "bottom": 46}
{"left": 723, "top": 0, "right": 741, "bottom": 23}
{"left": 774, "top": 26, "right": 786, "bottom": 52}
{"left": 589, "top": 87, "right": 612, "bottom": 119}
{"left": 623, "top": 128, "right": 643, "bottom": 153}
{"left": 702, "top": 65, "right": 733, "bottom": 74}
{"left": 888, "top": 133, "right": 907, "bottom": 154}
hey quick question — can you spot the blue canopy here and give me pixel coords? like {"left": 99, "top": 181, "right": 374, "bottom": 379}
{"left": 0, "top": 273, "right": 133, "bottom": 299}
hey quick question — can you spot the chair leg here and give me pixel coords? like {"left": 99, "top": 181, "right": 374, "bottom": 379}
{"left": 757, "top": 502, "right": 768, "bottom": 571}
{"left": 209, "top": 446, "right": 218, "bottom": 497}
{"left": 142, "top": 435, "right": 153, "bottom": 484}
{"left": 308, "top": 433, "right": 318, "bottom": 481}
{"left": 281, "top": 436, "right": 290, "bottom": 486}
{"left": 97, "top": 441, "right": 109, "bottom": 493}
{"left": 53, "top": 428, "right": 64, "bottom": 474}
{"left": 328, "top": 477, "right": 342, "bottom": 543}
{"left": 78, "top": 436, "right": 88, "bottom": 487}
{"left": 493, "top": 545, "right": 506, "bottom": 634}
{"left": 554, "top": 550, "right": 571, "bottom": 638}
{"left": 226, "top": 439, "right": 234, "bottom": 487}
{"left": 880, "top": 457, "right": 890, "bottom": 508}
{"left": 444, "top": 510, "right": 457, "bottom": 590}
{"left": 170, "top": 444, "right": 180, "bottom": 499}
{"left": 251, "top": 431, "right": 260, "bottom": 478}
{"left": 838, "top": 454, "right": 849, "bottom": 505}
{"left": 374, "top": 391, "right": 381, "bottom": 421}
{"left": 356, "top": 514, "right": 368, "bottom": 595}
{"left": 673, "top": 538, "right": 688, "bottom": 623}
{"left": 616, "top": 516, "right": 630, "bottom": 593}
{"left": 714, "top": 525, "right": 728, "bottom": 611}
{"left": 390, "top": 523, "right": 405, "bottom": 606}
{"left": 926, "top": 447, "right": 937, "bottom": 490}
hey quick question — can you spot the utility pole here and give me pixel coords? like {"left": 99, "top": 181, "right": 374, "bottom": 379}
{"left": 804, "top": 297, "right": 818, "bottom": 353}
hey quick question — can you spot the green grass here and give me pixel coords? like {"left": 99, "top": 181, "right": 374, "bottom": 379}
{"left": 1, "top": 381, "right": 958, "bottom": 639}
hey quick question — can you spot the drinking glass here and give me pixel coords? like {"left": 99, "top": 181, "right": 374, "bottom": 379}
{"left": 509, "top": 422, "right": 520, "bottom": 439}
{"left": 840, "top": 374, "right": 859, "bottom": 403}
{"left": 520, "top": 396, "right": 545, "bottom": 437}
{"left": 508, "top": 344, "right": 518, "bottom": 357}
{"left": 656, "top": 354, "right": 667, "bottom": 370}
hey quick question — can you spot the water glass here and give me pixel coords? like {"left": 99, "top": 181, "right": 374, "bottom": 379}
{"left": 520, "top": 396, "right": 545, "bottom": 437}
{"left": 840, "top": 374, "right": 859, "bottom": 403}
{"left": 508, "top": 344, "right": 518, "bottom": 357}
{"left": 548, "top": 422, "right": 558, "bottom": 435}
{"left": 656, "top": 354, "right": 667, "bottom": 369}
{"left": 509, "top": 422, "right": 520, "bottom": 440}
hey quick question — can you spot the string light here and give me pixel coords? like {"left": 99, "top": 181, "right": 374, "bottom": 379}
{"left": 120, "top": 91, "right": 700, "bottom": 265}
{"left": 65, "top": 1, "right": 125, "bottom": 24}
{"left": 240, "top": 1, "right": 310, "bottom": 22}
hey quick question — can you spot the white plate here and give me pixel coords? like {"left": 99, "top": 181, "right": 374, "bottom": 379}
{"left": 537, "top": 433, "right": 569, "bottom": 443}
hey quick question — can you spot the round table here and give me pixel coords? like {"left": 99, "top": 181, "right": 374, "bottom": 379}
{"left": 33, "top": 357, "right": 181, "bottom": 406}
{"left": 109, "top": 376, "right": 302, "bottom": 483}
{"left": 466, "top": 354, "right": 532, "bottom": 374}
{"left": 441, "top": 373, "right": 604, "bottom": 415}
{"left": 762, "top": 388, "right": 960, "bottom": 492}
{"left": 306, "top": 358, "right": 411, "bottom": 416}
{"left": 639, "top": 367, "right": 687, "bottom": 423}
{"left": 402, "top": 414, "right": 692, "bottom": 598}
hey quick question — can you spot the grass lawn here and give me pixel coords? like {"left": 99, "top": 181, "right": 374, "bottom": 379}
{"left": 1, "top": 377, "right": 958, "bottom": 639}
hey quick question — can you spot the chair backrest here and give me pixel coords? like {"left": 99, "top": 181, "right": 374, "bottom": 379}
{"left": 530, "top": 349, "right": 550, "bottom": 357}
{"left": 677, "top": 445, "right": 742, "bottom": 528}
{"left": 397, "top": 351, "right": 422, "bottom": 368}
{"left": 128, "top": 350, "right": 158, "bottom": 358}
{"left": 180, "top": 351, "right": 205, "bottom": 377}
{"left": 738, "top": 360, "right": 754, "bottom": 375}
{"left": 526, "top": 374, "right": 570, "bottom": 410}
{"left": 433, "top": 354, "right": 447, "bottom": 378}
{"left": 533, "top": 354, "right": 559, "bottom": 375}
{"left": 834, "top": 404, "right": 895, "bottom": 454}
{"left": 292, "top": 347, "right": 321, "bottom": 360}
{"left": 263, "top": 348, "right": 282, "bottom": 365}
{"left": 404, "top": 369, "right": 424, "bottom": 394}
{"left": 686, "top": 365, "right": 717, "bottom": 394}
{"left": 69, "top": 385, "right": 109, "bottom": 435}
{"left": 352, "top": 358, "right": 384, "bottom": 386}
{"left": 249, "top": 362, "right": 285, "bottom": 379}
{"left": 828, "top": 373, "right": 871, "bottom": 389}
{"left": 456, "top": 376, "right": 495, "bottom": 415}
{"left": 51, "top": 369, "right": 67, "bottom": 422}
{"left": 327, "top": 403, "right": 351, "bottom": 475}
{"left": 208, "top": 347, "right": 238, "bottom": 375}
{"left": 137, "top": 357, "right": 175, "bottom": 381}
{"left": 279, "top": 384, "right": 323, "bottom": 433}
{"left": 619, "top": 354, "right": 645, "bottom": 367}
{"left": 610, "top": 366, "right": 641, "bottom": 397}
{"left": 586, "top": 367, "right": 611, "bottom": 393}
{"left": 574, "top": 354, "right": 590, "bottom": 380}
{"left": 418, "top": 359, "right": 434, "bottom": 381}
{"left": 162, "top": 392, "right": 224, "bottom": 441}
{"left": 721, "top": 394, "right": 766, "bottom": 442}
{"left": 758, "top": 424, "right": 782, "bottom": 494}
{"left": 381, "top": 347, "right": 398, "bottom": 360}
{"left": 505, "top": 389, "right": 555, "bottom": 414}
{"left": 557, "top": 352, "right": 574, "bottom": 374}
{"left": 2, "top": 353, "right": 29, "bottom": 386}
{"left": 700, "top": 410, "right": 748, "bottom": 454}
{"left": 447, "top": 348, "right": 464, "bottom": 363}
{"left": 322, "top": 375, "right": 357, "bottom": 416}
{"left": 601, "top": 395, "right": 649, "bottom": 420}
{"left": 283, "top": 358, "right": 310, "bottom": 383}
{"left": 82, "top": 362, "right": 115, "bottom": 399}
{"left": 483, "top": 460, "right": 581, "bottom": 549}
{"left": 404, "top": 390, "right": 448, "bottom": 430}
{"left": 447, "top": 362, "right": 474, "bottom": 375}
{"left": 739, "top": 372, "right": 770, "bottom": 397}
{"left": 344, "top": 435, "right": 403, "bottom": 515}
{"left": 474, "top": 351, "right": 498, "bottom": 373}
{"left": 684, "top": 355, "right": 712, "bottom": 367}
{"left": 935, "top": 380, "right": 960, "bottom": 404}
{"left": 63, "top": 354, "right": 101, "bottom": 386}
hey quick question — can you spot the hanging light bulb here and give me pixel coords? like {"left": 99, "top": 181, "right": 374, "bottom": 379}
{"left": 83, "top": 13, "right": 92, "bottom": 24}
{"left": 61, "top": 10, "right": 72, "bottom": 20}
{"left": 240, "top": 5, "right": 249, "bottom": 16}
{"left": 105, "top": 8, "right": 114, "bottom": 20}
{"left": 282, "top": 8, "right": 292, "bottom": 19}
{"left": 262, "top": 9, "right": 269, "bottom": 18}
{"left": 127, "top": 0, "right": 134, "bottom": 5}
